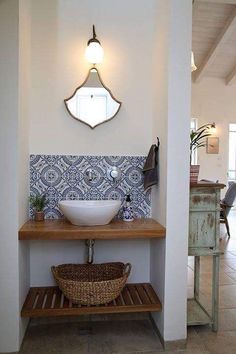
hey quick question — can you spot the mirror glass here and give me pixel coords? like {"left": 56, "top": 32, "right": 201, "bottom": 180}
{"left": 64, "top": 68, "right": 121, "bottom": 129}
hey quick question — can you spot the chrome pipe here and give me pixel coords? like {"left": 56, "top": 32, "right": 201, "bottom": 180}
{"left": 85, "top": 239, "right": 95, "bottom": 264}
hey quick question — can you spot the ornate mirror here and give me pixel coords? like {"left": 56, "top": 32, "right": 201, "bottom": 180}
{"left": 64, "top": 68, "right": 121, "bottom": 129}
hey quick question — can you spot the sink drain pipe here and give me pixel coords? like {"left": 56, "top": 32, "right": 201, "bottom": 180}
{"left": 85, "top": 239, "right": 95, "bottom": 264}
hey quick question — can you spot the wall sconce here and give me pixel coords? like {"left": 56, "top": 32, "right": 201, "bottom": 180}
{"left": 85, "top": 25, "right": 104, "bottom": 65}
{"left": 210, "top": 122, "right": 216, "bottom": 134}
{"left": 191, "top": 51, "right": 197, "bottom": 72}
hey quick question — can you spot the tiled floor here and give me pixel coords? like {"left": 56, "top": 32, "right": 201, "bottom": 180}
{"left": 19, "top": 212, "right": 236, "bottom": 354}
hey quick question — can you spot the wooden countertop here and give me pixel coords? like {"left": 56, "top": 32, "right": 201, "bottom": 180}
{"left": 19, "top": 218, "right": 166, "bottom": 240}
{"left": 190, "top": 182, "right": 225, "bottom": 189}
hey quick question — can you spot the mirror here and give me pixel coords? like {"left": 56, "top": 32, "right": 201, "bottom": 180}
{"left": 64, "top": 68, "right": 121, "bottom": 129}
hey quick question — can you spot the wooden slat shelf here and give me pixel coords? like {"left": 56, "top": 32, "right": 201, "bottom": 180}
{"left": 19, "top": 218, "right": 166, "bottom": 240}
{"left": 187, "top": 299, "right": 211, "bottom": 326}
{"left": 21, "top": 284, "right": 162, "bottom": 318}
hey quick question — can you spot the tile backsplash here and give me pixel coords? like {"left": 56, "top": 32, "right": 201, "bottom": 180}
{"left": 30, "top": 155, "right": 151, "bottom": 219}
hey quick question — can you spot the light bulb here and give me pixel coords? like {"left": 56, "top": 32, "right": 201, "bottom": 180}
{"left": 85, "top": 41, "right": 104, "bottom": 64}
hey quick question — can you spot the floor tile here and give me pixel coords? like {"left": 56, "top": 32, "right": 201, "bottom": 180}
{"left": 219, "top": 309, "right": 236, "bottom": 331}
{"left": 220, "top": 251, "right": 236, "bottom": 259}
{"left": 87, "top": 320, "right": 163, "bottom": 354}
{"left": 227, "top": 272, "right": 236, "bottom": 282}
{"left": 195, "top": 328, "right": 236, "bottom": 354}
{"left": 186, "top": 327, "right": 207, "bottom": 351}
{"left": 222, "top": 258, "right": 236, "bottom": 271}
{"left": 219, "top": 285, "right": 236, "bottom": 309}
{"left": 20, "top": 322, "right": 89, "bottom": 354}
{"left": 219, "top": 272, "right": 236, "bottom": 285}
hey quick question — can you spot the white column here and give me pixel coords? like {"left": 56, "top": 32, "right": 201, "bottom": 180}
{"left": 0, "top": 0, "right": 30, "bottom": 351}
{"left": 151, "top": 0, "right": 191, "bottom": 342}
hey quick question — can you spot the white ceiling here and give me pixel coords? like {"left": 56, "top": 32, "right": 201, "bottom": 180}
{"left": 192, "top": 0, "right": 236, "bottom": 84}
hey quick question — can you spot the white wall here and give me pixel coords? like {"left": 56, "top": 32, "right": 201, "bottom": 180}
{"left": 151, "top": 0, "right": 191, "bottom": 342}
{"left": 0, "top": 1, "right": 20, "bottom": 351}
{"left": 30, "top": 240, "right": 150, "bottom": 286}
{"left": 192, "top": 77, "right": 236, "bottom": 186}
{"left": 29, "top": 0, "right": 154, "bottom": 155}
{"left": 18, "top": 0, "right": 31, "bottom": 345}
{"left": 150, "top": 0, "right": 169, "bottom": 338}
{"left": 0, "top": 0, "right": 30, "bottom": 352}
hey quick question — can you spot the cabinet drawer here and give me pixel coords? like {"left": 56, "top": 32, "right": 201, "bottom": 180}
{"left": 190, "top": 193, "right": 216, "bottom": 211}
{"left": 189, "top": 212, "right": 216, "bottom": 248}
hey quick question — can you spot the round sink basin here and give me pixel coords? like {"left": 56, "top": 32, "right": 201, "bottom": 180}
{"left": 59, "top": 200, "right": 121, "bottom": 226}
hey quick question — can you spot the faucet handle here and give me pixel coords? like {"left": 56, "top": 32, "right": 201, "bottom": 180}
{"left": 107, "top": 166, "right": 121, "bottom": 181}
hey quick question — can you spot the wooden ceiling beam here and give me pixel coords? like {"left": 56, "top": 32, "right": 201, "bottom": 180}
{"left": 225, "top": 63, "right": 236, "bottom": 84}
{"left": 193, "top": 8, "right": 236, "bottom": 82}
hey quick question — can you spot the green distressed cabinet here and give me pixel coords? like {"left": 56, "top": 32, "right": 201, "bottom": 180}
{"left": 187, "top": 182, "right": 225, "bottom": 331}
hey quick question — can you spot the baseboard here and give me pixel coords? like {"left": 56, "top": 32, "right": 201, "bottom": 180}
{"left": 149, "top": 314, "right": 187, "bottom": 351}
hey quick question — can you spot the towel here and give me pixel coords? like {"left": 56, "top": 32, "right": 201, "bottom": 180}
{"left": 143, "top": 139, "right": 160, "bottom": 191}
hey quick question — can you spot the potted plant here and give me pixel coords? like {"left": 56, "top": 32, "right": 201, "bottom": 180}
{"left": 190, "top": 124, "right": 212, "bottom": 183}
{"left": 29, "top": 194, "right": 48, "bottom": 221}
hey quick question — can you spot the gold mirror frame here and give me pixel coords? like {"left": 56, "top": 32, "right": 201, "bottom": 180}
{"left": 64, "top": 68, "right": 122, "bottom": 129}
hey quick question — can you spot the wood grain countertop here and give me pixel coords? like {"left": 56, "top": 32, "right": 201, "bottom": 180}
{"left": 190, "top": 182, "right": 225, "bottom": 189}
{"left": 19, "top": 218, "right": 166, "bottom": 240}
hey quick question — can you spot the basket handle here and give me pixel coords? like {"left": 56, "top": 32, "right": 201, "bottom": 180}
{"left": 123, "top": 263, "right": 132, "bottom": 276}
{"left": 51, "top": 266, "right": 56, "bottom": 275}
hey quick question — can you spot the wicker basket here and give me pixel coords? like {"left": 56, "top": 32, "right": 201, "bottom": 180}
{"left": 51, "top": 262, "right": 131, "bottom": 305}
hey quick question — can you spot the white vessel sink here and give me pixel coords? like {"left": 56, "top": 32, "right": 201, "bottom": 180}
{"left": 59, "top": 200, "right": 121, "bottom": 226}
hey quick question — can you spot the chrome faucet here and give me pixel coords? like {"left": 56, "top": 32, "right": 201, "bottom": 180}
{"left": 85, "top": 168, "right": 94, "bottom": 182}
{"left": 85, "top": 166, "right": 121, "bottom": 182}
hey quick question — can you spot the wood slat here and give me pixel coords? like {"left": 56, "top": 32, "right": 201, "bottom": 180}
{"left": 135, "top": 284, "right": 151, "bottom": 304}
{"left": 53, "top": 289, "right": 62, "bottom": 309}
{"left": 21, "top": 284, "right": 162, "bottom": 318}
{"left": 126, "top": 285, "right": 141, "bottom": 305}
{"left": 143, "top": 283, "right": 160, "bottom": 304}
{"left": 122, "top": 286, "right": 133, "bottom": 305}
{"left": 62, "top": 294, "right": 70, "bottom": 309}
{"left": 23, "top": 288, "right": 38, "bottom": 310}
{"left": 35, "top": 289, "right": 46, "bottom": 309}
{"left": 44, "top": 288, "right": 55, "bottom": 309}
{"left": 115, "top": 294, "right": 123, "bottom": 306}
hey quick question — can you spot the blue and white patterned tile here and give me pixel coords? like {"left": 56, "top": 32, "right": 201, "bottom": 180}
{"left": 29, "top": 155, "right": 151, "bottom": 219}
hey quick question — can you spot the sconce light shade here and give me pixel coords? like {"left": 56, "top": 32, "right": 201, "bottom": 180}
{"left": 191, "top": 51, "right": 197, "bottom": 72}
{"left": 85, "top": 25, "right": 104, "bottom": 64}
{"left": 210, "top": 122, "right": 216, "bottom": 134}
{"left": 86, "top": 41, "right": 104, "bottom": 64}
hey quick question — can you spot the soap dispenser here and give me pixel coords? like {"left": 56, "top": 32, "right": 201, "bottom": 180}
{"left": 123, "top": 194, "right": 134, "bottom": 222}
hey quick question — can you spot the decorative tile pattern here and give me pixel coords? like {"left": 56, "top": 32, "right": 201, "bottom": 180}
{"left": 30, "top": 155, "right": 151, "bottom": 219}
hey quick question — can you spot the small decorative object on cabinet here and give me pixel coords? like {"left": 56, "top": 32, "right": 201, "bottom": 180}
{"left": 123, "top": 195, "right": 134, "bottom": 222}
{"left": 29, "top": 194, "right": 48, "bottom": 221}
{"left": 190, "top": 124, "right": 213, "bottom": 183}
{"left": 188, "top": 181, "right": 225, "bottom": 331}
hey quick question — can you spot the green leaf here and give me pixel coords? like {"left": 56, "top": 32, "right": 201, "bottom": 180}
{"left": 29, "top": 194, "right": 48, "bottom": 212}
